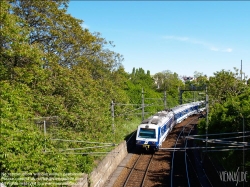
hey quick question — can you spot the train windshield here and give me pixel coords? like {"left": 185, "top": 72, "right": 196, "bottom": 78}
{"left": 139, "top": 128, "right": 156, "bottom": 138}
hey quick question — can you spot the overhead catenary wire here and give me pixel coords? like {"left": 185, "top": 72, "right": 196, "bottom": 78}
{"left": 58, "top": 144, "right": 115, "bottom": 151}
{"left": 185, "top": 137, "right": 250, "bottom": 146}
{"left": 199, "top": 134, "right": 250, "bottom": 141}
{"left": 50, "top": 139, "right": 116, "bottom": 145}
{"left": 45, "top": 151, "right": 118, "bottom": 155}
{"left": 160, "top": 145, "right": 250, "bottom": 151}
{"left": 40, "top": 93, "right": 204, "bottom": 156}
{"left": 115, "top": 102, "right": 164, "bottom": 114}
{"left": 144, "top": 98, "right": 164, "bottom": 100}
{"left": 46, "top": 144, "right": 116, "bottom": 152}
{"left": 202, "top": 148, "right": 250, "bottom": 152}
{"left": 114, "top": 103, "right": 142, "bottom": 106}
{"left": 187, "top": 131, "right": 250, "bottom": 137}
{"left": 115, "top": 103, "right": 157, "bottom": 117}
{"left": 117, "top": 112, "right": 152, "bottom": 116}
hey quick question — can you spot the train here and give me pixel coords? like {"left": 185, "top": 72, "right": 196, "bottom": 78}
{"left": 135, "top": 101, "right": 205, "bottom": 151}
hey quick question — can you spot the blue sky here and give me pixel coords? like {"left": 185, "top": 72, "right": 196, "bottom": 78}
{"left": 67, "top": 1, "right": 250, "bottom": 78}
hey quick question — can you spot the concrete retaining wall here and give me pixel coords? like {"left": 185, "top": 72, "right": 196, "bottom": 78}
{"left": 89, "top": 141, "right": 127, "bottom": 187}
{"left": 73, "top": 141, "right": 128, "bottom": 187}
{"left": 73, "top": 174, "right": 88, "bottom": 187}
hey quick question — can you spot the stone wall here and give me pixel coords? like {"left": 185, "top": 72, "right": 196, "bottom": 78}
{"left": 73, "top": 141, "right": 128, "bottom": 187}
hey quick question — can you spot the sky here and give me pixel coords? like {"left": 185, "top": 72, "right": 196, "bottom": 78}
{"left": 67, "top": 1, "right": 250, "bottom": 78}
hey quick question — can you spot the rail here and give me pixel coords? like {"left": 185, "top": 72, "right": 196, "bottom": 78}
{"left": 123, "top": 154, "right": 153, "bottom": 187}
{"left": 184, "top": 122, "right": 195, "bottom": 187}
{"left": 170, "top": 117, "right": 196, "bottom": 187}
{"left": 183, "top": 119, "right": 214, "bottom": 187}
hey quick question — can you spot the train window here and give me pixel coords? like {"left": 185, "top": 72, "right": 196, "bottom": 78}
{"left": 139, "top": 128, "right": 156, "bottom": 138}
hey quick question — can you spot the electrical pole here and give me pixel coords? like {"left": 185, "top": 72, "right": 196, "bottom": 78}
{"left": 241, "top": 60, "right": 243, "bottom": 81}
{"left": 164, "top": 90, "right": 167, "bottom": 109}
{"left": 44, "top": 120, "right": 46, "bottom": 152}
{"left": 142, "top": 88, "right": 145, "bottom": 121}
{"left": 111, "top": 100, "right": 115, "bottom": 142}
{"left": 243, "top": 116, "right": 245, "bottom": 187}
{"left": 205, "top": 85, "right": 209, "bottom": 152}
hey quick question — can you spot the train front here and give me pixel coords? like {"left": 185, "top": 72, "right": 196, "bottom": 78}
{"left": 136, "top": 124, "right": 159, "bottom": 151}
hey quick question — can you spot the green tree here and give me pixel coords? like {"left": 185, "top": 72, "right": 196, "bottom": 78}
{"left": 10, "top": 0, "right": 97, "bottom": 67}
{"left": 247, "top": 78, "right": 250, "bottom": 85}
{"left": 193, "top": 71, "right": 208, "bottom": 88}
{"left": 1, "top": 0, "right": 133, "bottom": 179}
{"left": 198, "top": 69, "right": 250, "bottom": 178}
{"left": 153, "top": 70, "right": 184, "bottom": 107}
{"left": 0, "top": 0, "right": 45, "bottom": 83}
{"left": 208, "top": 69, "right": 247, "bottom": 106}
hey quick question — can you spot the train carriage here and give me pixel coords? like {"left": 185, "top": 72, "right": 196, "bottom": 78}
{"left": 136, "top": 101, "right": 204, "bottom": 151}
{"left": 136, "top": 110, "right": 174, "bottom": 151}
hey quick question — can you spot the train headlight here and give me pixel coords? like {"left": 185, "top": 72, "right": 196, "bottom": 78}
{"left": 152, "top": 142, "right": 156, "bottom": 144}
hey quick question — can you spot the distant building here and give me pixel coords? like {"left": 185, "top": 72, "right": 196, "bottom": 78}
{"left": 182, "top": 76, "right": 193, "bottom": 82}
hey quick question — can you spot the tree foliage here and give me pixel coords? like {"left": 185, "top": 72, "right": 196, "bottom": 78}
{"left": 153, "top": 70, "right": 184, "bottom": 107}
{"left": 198, "top": 69, "right": 250, "bottom": 177}
{"left": 125, "top": 68, "right": 163, "bottom": 117}
{"left": 208, "top": 69, "right": 247, "bottom": 106}
{"left": 0, "top": 0, "right": 130, "bottom": 181}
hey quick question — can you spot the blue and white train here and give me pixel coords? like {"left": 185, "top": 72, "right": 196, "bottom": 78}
{"left": 136, "top": 101, "right": 205, "bottom": 151}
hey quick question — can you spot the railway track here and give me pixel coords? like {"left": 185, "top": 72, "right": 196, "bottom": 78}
{"left": 170, "top": 117, "right": 198, "bottom": 186}
{"left": 170, "top": 116, "right": 212, "bottom": 187}
{"left": 122, "top": 153, "right": 153, "bottom": 187}
{"left": 110, "top": 115, "right": 217, "bottom": 187}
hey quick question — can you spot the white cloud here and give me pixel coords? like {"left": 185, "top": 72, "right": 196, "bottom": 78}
{"left": 163, "top": 35, "right": 232, "bottom": 52}
{"left": 223, "top": 48, "right": 233, "bottom": 53}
